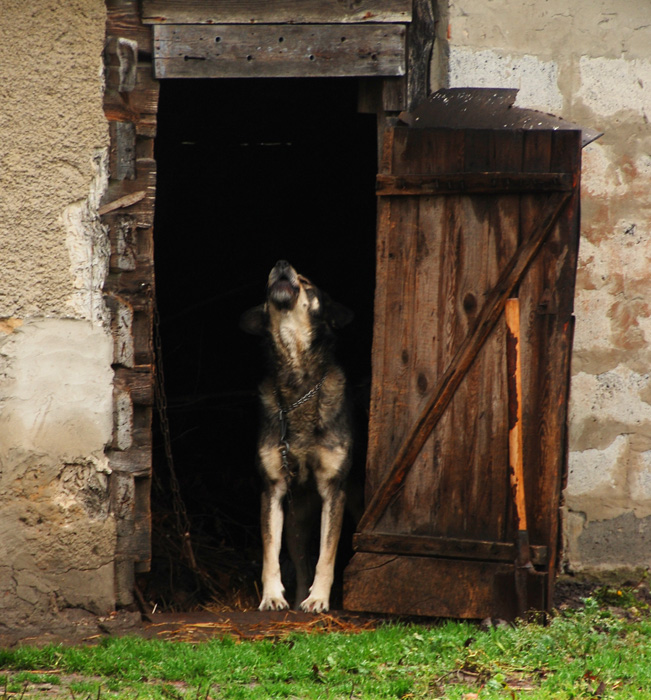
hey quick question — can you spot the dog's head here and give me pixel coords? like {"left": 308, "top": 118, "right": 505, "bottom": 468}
{"left": 240, "top": 260, "right": 353, "bottom": 338}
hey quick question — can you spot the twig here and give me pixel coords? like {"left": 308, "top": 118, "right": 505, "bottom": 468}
{"left": 98, "top": 190, "right": 147, "bottom": 216}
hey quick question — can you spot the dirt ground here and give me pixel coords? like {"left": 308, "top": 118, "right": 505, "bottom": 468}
{"left": 2, "top": 576, "right": 639, "bottom": 648}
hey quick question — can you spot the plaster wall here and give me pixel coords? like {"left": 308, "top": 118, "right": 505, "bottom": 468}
{"left": 0, "top": 0, "right": 115, "bottom": 626}
{"left": 434, "top": 0, "right": 651, "bottom": 575}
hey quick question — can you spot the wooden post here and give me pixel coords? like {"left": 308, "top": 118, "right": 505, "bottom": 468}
{"left": 505, "top": 297, "right": 533, "bottom": 617}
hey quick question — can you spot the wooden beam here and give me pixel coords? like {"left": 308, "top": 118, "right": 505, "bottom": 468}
{"left": 376, "top": 172, "right": 574, "bottom": 195}
{"left": 354, "top": 532, "right": 548, "bottom": 566}
{"left": 344, "top": 553, "right": 547, "bottom": 619}
{"left": 407, "top": 0, "right": 434, "bottom": 110}
{"left": 107, "top": 445, "right": 152, "bottom": 477}
{"left": 143, "top": 0, "right": 412, "bottom": 24}
{"left": 154, "top": 24, "right": 406, "bottom": 78}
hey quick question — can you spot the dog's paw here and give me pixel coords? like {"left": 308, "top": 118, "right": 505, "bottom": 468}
{"left": 300, "top": 595, "right": 330, "bottom": 614}
{"left": 259, "top": 595, "right": 290, "bottom": 611}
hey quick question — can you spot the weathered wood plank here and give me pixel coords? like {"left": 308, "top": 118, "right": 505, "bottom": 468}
{"left": 112, "top": 384, "right": 134, "bottom": 451}
{"left": 108, "top": 121, "right": 137, "bottom": 181}
{"left": 107, "top": 445, "right": 152, "bottom": 477}
{"left": 107, "top": 0, "right": 153, "bottom": 54}
{"left": 105, "top": 293, "right": 135, "bottom": 368}
{"left": 106, "top": 213, "right": 138, "bottom": 272}
{"left": 143, "top": 0, "right": 412, "bottom": 24}
{"left": 376, "top": 172, "right": 574, "bottom": 195}
{"left": 357, "top": 190, "right": 570, "bottom": 534}
{"left": 110, "top": 471, "right": 135, "bottom": 534}
{"left": 103, "top": 158, "right": 156, "bottom": 227}
{"left": 353, "top": 532, "right": 548, "bottom": 565}
{"left": 104, "top": 65, "right": 161, "bottom": 117}
{"left": 407, "top": 0, "right": 434, "bottom": 110}
{"left": 104, "top": 264, "right": 154, "bottom": 304}
{"left": 133, "top": 475, "right": 152, "bottom": 572}
{"left": 153, "top": 24, "right": 406, "bottom": 78}
{"left": 114, "top": 366, "right": 155, "bottom": 406}
{"left": 344, "top": 553, "right": 547, "bottom": 619}
{"left": 524, "top": 130, "right": 581, "bottom": 606}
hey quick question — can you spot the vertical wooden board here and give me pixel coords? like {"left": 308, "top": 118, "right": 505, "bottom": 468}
{"left": 134, "top": 475, "right": 152, "bottom": 572}
{"left": 365, "top": 197, "right": 391, "bottom": 501}
{"left": 514, "top": 130, "right": 580, "bottom": 605}
{"left": 366, "top": 193, "right": 421, "bottom": 513}
{"left": 424, "top": 194, "right": 515, "bottom": 540}
{"left": 487, "top": 130, "right": 524, "bottom": 173}
{"left": 388, "top": 128, "right": 465, "bottom": 176}
{"left": 542, "top": 133, "right": 580, "bottom": 600}
{"left": 383, "top": 195, "right": 445, "bottom": 532}
{"left": 529, "top": 132, "right": 580, "bottom": 567}
{"left": 516, "top": 129, "right": 553, "bottom": 546}
{"left": 463, "top": 129, "right": 491, "bottom": 173}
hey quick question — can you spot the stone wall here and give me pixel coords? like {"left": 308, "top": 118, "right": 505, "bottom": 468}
{"left": 0, "top": 0, "right": 649, "bottom": 629}
{"left": 434, "top": 0, "right": 651, "bottom": 575}
{"left": 0, "top": 0, "right": 115, "bottom": 626}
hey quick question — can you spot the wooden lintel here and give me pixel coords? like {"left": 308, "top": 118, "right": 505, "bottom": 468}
{"left": 353, "top": 532, "right": 548, "bottom": 566}
{"left": 142, "top": 0, "right": 412, "bottom": 25}
{"left": 377, "top": 172, "right": 575, "bottom": 195}
{"left": 154, "top": 24, "right": 406, "bottom": 78}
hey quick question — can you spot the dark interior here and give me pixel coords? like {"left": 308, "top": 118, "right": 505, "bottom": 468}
{"left": 150, "top": 77, "right": 377, "bottom": 609}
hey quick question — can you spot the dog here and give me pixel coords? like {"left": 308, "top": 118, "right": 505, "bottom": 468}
{"left": 240, "top": 260, "right": 354, "bottom": 612}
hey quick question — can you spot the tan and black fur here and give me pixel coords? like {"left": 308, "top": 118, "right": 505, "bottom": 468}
{"left": 240, "top": 261, "right": 353, "bottom": 612}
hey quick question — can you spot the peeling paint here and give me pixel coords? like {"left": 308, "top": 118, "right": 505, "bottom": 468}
{"left": 446, "top": 46, "right": 564, "bottom": 113}
{"left": 0, "top": 318, "right": 23, "bottom": 335}
{"left": 578, "top": 55, "right": 651, "bottom": 120}
{"left": 63, "top": 148, "right": 110, "bottom": 327}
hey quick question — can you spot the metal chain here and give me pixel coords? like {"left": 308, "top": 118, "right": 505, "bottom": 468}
{"left": 273, "top": 373, "right": 327, "bottom": 475}
{"left": 274, "top": 372, "right": 328, "bottom": 413}
{"left": 152, "top": 297, "right": 198, "bottom": 570}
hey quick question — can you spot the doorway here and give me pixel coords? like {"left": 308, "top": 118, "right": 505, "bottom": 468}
{"left": 149, "top": 77, "right": 377, "bottom": 609}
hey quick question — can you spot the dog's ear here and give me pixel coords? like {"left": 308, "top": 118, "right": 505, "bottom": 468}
{"left": 322, "top": 295, "right": 354, "bottom": 329}
{"left": 240, "top": 305, "right": 268, "bottom": 335}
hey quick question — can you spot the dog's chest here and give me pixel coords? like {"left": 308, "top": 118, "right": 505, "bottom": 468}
{"left": 272, "top": 314, "right": 313, "bottom": 367}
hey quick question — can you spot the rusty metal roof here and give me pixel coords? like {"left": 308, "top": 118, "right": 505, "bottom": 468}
{"left": 399, "top": 88, "right": 602, "bottom": 148}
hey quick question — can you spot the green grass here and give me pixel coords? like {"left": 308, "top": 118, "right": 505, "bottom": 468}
{"left": 1, "top": 597, "right": 650, "bottom": 698}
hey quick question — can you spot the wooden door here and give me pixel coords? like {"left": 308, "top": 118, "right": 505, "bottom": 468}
{"left": 344, "top": 126, "right": 581, "bottom": 620}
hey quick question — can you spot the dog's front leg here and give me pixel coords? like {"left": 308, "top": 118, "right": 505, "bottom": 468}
{"left": 259, "top": 470, "right": 290, "bottom": 611}
{"left": 260, "top": 481, "right": 289, "bottom": 610}
{"left": 300, "top": 446, "right": 349, "bottom": 613}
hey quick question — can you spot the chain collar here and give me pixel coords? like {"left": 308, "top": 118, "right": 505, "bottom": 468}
{"left": 274, "top": 373, "right": 328, "bottom": 475}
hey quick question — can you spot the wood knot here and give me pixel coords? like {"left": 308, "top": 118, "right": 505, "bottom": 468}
{"left": 463, "top": 293, "right": 477, "bottom": 314}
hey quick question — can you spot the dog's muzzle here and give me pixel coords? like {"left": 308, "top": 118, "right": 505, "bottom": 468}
{"left": 268, "top": 260, "right": 299, "bottom": 308}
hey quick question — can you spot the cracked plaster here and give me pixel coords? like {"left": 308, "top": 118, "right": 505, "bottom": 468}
{"left": 0, "top": 0, "right": 115, "bottom": 626}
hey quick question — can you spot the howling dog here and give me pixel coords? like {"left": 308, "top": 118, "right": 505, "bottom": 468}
{"left": 240, "top": 260, "right": 354, "bottom": 612}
